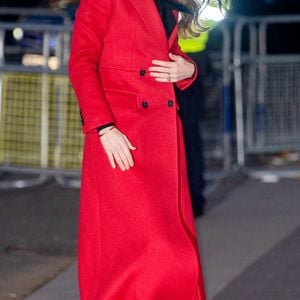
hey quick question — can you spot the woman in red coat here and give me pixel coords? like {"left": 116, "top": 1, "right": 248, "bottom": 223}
{"left": 69, "top": 0, "right": 209, "bottom": 299}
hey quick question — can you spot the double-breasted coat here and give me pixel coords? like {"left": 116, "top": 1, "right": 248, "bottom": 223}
{"left": 69, "top": 0, "right": 206, "bottom": 299}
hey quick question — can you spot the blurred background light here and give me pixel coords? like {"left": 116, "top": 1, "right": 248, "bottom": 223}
{"left": 13, "top": 27, "right": 24, "bottom": 40}
{"left": 48, "top": 56, "right": 59, "bottom": 70}
{"left": 201, "top": 5, "right": 227, "bottom": 22}
{"left": 22, "top": 54, "right": 45, "bottom": 66}
{"left": 22, "top": 54, "right": 59, "bottom": 70}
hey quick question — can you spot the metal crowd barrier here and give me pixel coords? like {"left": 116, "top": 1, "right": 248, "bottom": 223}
{"left": 0, "top": 12, "right": 80, "bottom": 189}
{"left": 234, "top": 15, "right": 300, "bottom": 178}
{"left": 201, "top": 22, "right": 233, "bottom": 176}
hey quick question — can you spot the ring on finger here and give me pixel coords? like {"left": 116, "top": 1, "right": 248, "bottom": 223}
{"left": 167, "top": 73, "right": 171, "bottom": 82}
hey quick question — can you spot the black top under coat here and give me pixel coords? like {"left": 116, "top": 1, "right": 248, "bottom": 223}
{"left": 155, "top": 0, "right": 192, "bottom": 38}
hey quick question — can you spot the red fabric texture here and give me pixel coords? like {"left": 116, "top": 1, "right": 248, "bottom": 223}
{"left": 69, "top": 0, "right": 206, "bottom": 299}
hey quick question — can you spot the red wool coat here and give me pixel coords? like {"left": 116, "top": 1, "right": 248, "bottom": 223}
{"left": 69, "top": 0, "right": 206, "bottom": 299}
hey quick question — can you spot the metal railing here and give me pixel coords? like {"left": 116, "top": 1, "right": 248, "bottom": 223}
{"left": 200, "top": 22, "right": 233, "bottom": 176}
{"left": 0, "top": 9, "right": 77, "bottom": 189}
{"left": 233, "top": 15, "right": 300, "bottom": 178}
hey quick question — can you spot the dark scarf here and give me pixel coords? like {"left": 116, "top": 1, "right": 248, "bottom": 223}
{"left": 154, "top": 0, "right": 192, "bottom": 38}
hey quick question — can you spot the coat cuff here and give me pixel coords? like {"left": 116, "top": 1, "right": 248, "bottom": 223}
{"left": 175, "top": 60, "right": 198, "bottom": 91}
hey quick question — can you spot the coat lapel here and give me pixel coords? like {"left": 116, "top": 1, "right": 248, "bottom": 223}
{"left": 129, "top": 0, "right": 169, "bottom": 51}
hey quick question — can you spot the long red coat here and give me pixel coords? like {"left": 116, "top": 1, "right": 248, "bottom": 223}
{"left": 69, "top": 0, "right": 206, "bottom": 299}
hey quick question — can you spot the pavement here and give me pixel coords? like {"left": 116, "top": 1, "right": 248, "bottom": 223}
{"left": 1, "top": 173, "right": 300, "bottom": 300}
{"left": 0, "top": 173, "right": 79, "bottom": 300}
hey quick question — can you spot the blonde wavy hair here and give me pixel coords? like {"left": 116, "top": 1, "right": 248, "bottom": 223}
{"left": 178, "top": 0, "right": 226, "bottom": 38}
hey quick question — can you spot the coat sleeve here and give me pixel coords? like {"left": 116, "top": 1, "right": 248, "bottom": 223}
{"left": 69, "top": 0, "right": 115, "bottom": 134}
{"left": 171, "top": 35, "right": 198, "bottom": 91}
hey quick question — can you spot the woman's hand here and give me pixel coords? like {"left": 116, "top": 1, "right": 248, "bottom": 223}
{"left": 149, "top": 53, "right": 195, "bottom": 83}
{"left": 99, "top": 126, "right": 136, "bottom": 171}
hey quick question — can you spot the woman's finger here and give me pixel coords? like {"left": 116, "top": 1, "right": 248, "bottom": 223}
{"left": 169, "top": 53, "right": 183, "bottom": 62}
{"left": 107, "top": 151, "right": 116, "bottom": 169}
{"left": 148, "top": 66, "right": 171, "bottom": 73}
{"left": 115, "top": 143, "right": 130, "bottom": 170}
{"left": 113, "top": 151, "right": 126, "bottom": 171}
{"left": 155, "top": 78, "right": 175, "bottom": 83}
{"left": 123, "top": 135, "right": 136, "bottom": 151}
{"left": 100, "top": 136, "right": 117, "bottom": 169}
{"left": 122, "top": 146, "right": 134, "bottom": 167}
{"left": 118, "top": 148, "right": 131, "bottom": 170}
{"left": 151, "top": 60, "right": 173, "bottom": 67}
{"left": 149, "top": 72, "right": 171, "bottom": 79}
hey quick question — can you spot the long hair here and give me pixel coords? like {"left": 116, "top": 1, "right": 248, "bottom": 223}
{"left": 178, "top": 0, "right": 226, "bottom": 38}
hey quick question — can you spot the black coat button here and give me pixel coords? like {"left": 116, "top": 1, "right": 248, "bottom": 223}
{"left": 167, "top": 100, "right": 174, "bottom": 107}
{"left": 140, "top": 69, "right": 146, "bottom": 76}
{"left": 142, "top": 101, "right": 148, "bottom": 108}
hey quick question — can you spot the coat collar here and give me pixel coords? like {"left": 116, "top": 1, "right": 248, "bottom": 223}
{"left": 129, "top": 0, "right": 177, "bottom": 51}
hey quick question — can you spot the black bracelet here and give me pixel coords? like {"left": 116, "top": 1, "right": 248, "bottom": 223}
{"left": 96, "top": 122, "right": 115, "bottom": 133}
{"left": 99, "top": 126, "right": 115, "bottom": 137}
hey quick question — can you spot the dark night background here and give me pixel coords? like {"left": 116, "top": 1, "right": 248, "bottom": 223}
{"left": 232, "top": 0, "right": 300, "bottom": 54}
{"left": 232, "top": 0, "right": 300, "bottom": 15}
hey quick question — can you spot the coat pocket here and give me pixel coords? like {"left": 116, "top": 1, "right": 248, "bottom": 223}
{"left": 104, "top": 89, "right": 138, "bottom": 110}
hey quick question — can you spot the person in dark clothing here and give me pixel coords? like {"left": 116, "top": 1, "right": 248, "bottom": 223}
{"left": 175, "top": 51, "right": 208, "bottom": 217}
